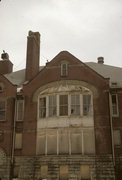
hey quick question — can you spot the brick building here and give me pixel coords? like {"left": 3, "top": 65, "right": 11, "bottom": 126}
{"left": 0, "top": 31, "right": 122, "bottom": 180}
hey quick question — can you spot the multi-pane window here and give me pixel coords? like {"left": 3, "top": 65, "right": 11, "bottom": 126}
{"left": 71, "top": 94, "right": 80, "bottom": 115}
{"left": 83, "top": 95, "right": 91, "bottom": 116}
{"left": 49, "top": 95, "right": 57, "bottom": 116}
{"left": 111, "top": 94, "right": 118, "bottom": 116}
{"left": 39, "top": 97, "right": 46, "bottom": 118}
{"left": 0, "top": 100, "right": 5, "bottom": 121}
{"left": 39, "top": 93, "right": 92, "bottom": 118}
{"left": 17, "top": 100, "right": 24, "bottom": 121}
{"left": 61, "top": 63, "right": 68, "bottom": 76}
{"left": 59, "top": 95, "right": 68, "bottom": 116}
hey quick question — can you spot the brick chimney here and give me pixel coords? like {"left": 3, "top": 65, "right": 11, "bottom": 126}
{"left": 25, "top": 31, "right": 40, "bottom": 81}
{"left": 97, "top": 57, "right": 104, "bottom": 64}
{"left": 0, "top": 51, "right": 13, "bottom": 74}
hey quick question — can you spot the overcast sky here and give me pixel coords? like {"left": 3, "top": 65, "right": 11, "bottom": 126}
{"left": 0, "top": 0, "right": 122, "bottom": 71}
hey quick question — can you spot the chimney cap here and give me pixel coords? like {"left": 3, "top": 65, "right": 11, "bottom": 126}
{"left": 97, "top": 56, "right": 104, "bottom": 64}
{"left": 1, "top": 50, "right": 9, "bottom": 60}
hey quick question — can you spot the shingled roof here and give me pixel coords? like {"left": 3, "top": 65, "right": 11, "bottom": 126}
{"left": 3, "top": 61, "right": 122, "bottom": 88}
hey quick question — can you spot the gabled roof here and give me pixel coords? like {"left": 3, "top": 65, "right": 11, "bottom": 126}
{"left": 86, "top": 62, "right": 122, "bottom": 87}
{"left": 4, "top": 66, "right": 44, "bottom": 86}
{"left": 3, "top": 55, "right": 122, "bottom": 88}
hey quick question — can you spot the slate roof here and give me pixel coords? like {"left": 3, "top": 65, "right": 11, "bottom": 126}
{"left": 86, "top": 62, "right": 122, "bottom": 87}
{"left": 3, "top": 62, "right": 122, "bottom": 88}
{"left": 4, "top": 66, "right": 44, "bottom": 86}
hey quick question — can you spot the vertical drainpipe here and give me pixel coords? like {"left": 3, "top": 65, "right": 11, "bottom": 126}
{"left": 10, "top": 97, "right": 17, "bottom": 180}
{"left": 108, "top": 92, "right": 115, "bottom": 172}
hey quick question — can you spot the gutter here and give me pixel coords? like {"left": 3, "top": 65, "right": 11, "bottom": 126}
{"left": 10, "top": 97, "right": 17, "bottom": 179}
{"left": 108, "top": 92, "right": 115, "bottom": 167}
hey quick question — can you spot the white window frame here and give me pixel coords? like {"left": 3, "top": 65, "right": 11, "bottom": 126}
{"left": 16, "top": 100, "right": 24, "bottom": 121}
{"left": 83, "top": 94, "right": 92, "bottom": 116}
{"left": 38, "top": 93, "right": 93, "bottom": 118}
{"left": 70, "top": 94, "right": 80, "bottom": 116}
{"left": 111, "top": 94, "right": 119, "bottom": 117}
{"left": 39, "top": 96, "right": 47, "bottom": 118}
{"left": 61, "top": 63, "right": 68, "bottom": 76}
{"left": 59, "top": 94, "right": 68, "bottom": 116}
{"left": 48, "top": 95, "right": 57, "bottom": 117}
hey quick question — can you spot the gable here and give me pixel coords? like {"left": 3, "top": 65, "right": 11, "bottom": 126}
{"left": 46, "top": 51, "right": 83, "bottom": 66}
{"left": 23, "top": 51, "right": 109, "bottom": 96}
{"left": 0, "top": 74, "right": 17, "bottom": 97}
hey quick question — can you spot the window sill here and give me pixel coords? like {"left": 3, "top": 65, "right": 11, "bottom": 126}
{"left": 0, "top": 120, "right": 6, "bottom": 122}
{"left": 112, "top": 115, "right": 119, "bottom": 118}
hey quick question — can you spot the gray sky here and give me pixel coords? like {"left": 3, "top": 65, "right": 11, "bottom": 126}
{"left": 0, "top": 0, "right": 122, "bottom": 71}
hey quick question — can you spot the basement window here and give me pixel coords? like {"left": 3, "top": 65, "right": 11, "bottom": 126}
{"left": 59, "top": 165, "right": 68, "bottom": 180}
{"left": 40, "top": 165, "right": 48, "bottom": 179}
{"left": 80, "top": 165, "right": 91, "bottom": 180}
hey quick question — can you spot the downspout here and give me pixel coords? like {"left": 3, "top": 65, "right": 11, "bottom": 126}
{"left": 108, "top": 92, "right": 115, "bottom": 166}
{"left": 10, "top": 97, "right": 17, "bottom": 179}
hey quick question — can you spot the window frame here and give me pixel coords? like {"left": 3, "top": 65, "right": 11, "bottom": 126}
{"left": 111, "top": 94, "right": 119, "bottom": 117}
{"left": 83, "top": 94, "right": 92, "bottom": 116}
{"left": 59, "top": 94, "right": 68, "bottom": 116}
{"left": 71, "top": 94, "right": 80, "bottom": 116}
{"left": 61, "top": 63, "right": 68, "bottom": 77}
{"left": 38, "top": 92, "right": 93, "bottom": 118}
{"left": 0, "top": 100, "right": 6, "bottom": 121}
{"left": 39, "top": 96, "right": 47, "bottom": 118}
{"left": 48, "top": 95, "right": 57, "bottom": 117}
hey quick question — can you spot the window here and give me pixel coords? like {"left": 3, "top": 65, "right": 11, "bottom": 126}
{"left": 49, "top": 95, "right": 57, "bottom": 116}
{"left": 113, "top": 130, "right": 121, "bottom": 146}
{"left": 40, "top": 165, "right": 48, "bottom": 179}
{"left": 59, "top": 165, "right": 68, "bottom": 180}
{"left": 37, "top": 129, "right": 95, "bottom": 155}
{"left": 111, "top": 94, "right": 118, "bottom": 116}
{"left": 15, "top": 133, "right": 22, "bottom": 149}
{"left": 17, "top": 100, "right": 24, "bottom": 121}
{"left": 61, "top": 63, "right": 68, "bottom": 76}
{"left": 39, "top": 97, "right": 46, "bottom": 118}
{"left": 0, "top": 86, "right": 3, "bottom": 92}
{"left": 80, "top": 165, "right": 90, "bottom": 180}
{"left": 0, "top": 100, "right": 5, "bottom": 121}
{"left": 38, "top": 91, "right": 93, "bottom": 118}
{"left": 13, "top": 166, "right": 20, "bottom": 179}
{"left": 83, "top": 95, "right": 91, "bottom": 116}
{"left": 59, "top": 95, "right": 68, "bottom": 116}
{"left": 71, "top": 94, "right": 80, "bottom": 115}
